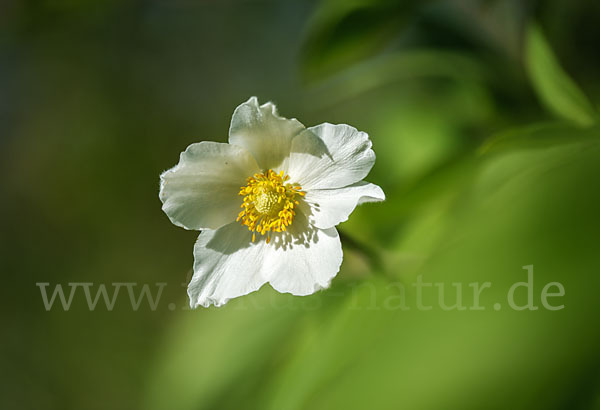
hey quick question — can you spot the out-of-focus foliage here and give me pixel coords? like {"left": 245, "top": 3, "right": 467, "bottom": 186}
{"left": 525, "top": 24, "right": 597, "bottom": 127}
{"left": 3, "top": 0, "right": 600, "bottom": 409}
{"left": 300, "top": 0, "right": 420, "bottom": 80}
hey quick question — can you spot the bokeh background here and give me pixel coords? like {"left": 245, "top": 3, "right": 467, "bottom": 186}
{"left": 3, "top": 0, "right": 600, "bottom": 409}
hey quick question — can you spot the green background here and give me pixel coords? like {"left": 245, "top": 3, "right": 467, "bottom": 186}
{"left": 2, "top": 0, "right": 600, "bottom": 409}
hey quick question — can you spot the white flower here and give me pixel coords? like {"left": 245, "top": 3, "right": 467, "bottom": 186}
{"left": 160, "top": 97, "right": 385, "bottom": 308}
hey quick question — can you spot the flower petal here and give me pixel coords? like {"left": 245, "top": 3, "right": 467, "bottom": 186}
{"left": 229, "top": 97, "right": 305, "bottom": 171}
{"left": 298, "top": 181, "right": 385, "bottom": 229}
{"left": 188, "top": 212, "right": 343, "bottom": 307}
{"left": 160, "top": 142, "right": 260, "bottom": 231}
{"left": 188, "top": 222, "right": 270, "bottom": 308}
{"left": 266, "top": 212, "right": 343, "bottom": 296}
{"left": 287, "top": 123, "right": 376, "bottom": 190}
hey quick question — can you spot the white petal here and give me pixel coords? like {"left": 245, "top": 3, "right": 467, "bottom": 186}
{"left": 265, "top": 213, "right": 343, "bottom": 296}
{"left": 188, "top": 223, "right": 270, "bottom": 308}
{"left": 160, "top": 142, "right": 259, "bottom": 231}
{"left": 287, "top": 123, "right": 376, "bottom": 190}
{"left": 298, "top": 181, "right": 385, "bottom": 229}
{"left": 229, "top": 97, "right": 305, "bottom": 171}
{"left": 188, "top": 213, "right": 343, "bottom": 307}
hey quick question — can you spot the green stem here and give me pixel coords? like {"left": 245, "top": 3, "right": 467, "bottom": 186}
{"left": 338, "top": 230, "right": 387, "bottom": 276}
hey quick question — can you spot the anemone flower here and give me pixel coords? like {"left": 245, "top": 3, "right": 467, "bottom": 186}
{"left": 160, "top": 97, "right": 384, "bottom": 307}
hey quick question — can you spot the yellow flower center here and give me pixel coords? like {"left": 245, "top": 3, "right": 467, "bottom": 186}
{"left": 237, "top": 169, "right": 304, "bottom": 243}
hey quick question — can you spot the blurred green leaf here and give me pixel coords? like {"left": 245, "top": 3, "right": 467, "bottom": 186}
{"left": 306, "top": 50, "right": 485, "bottom": 109}
{"left": 525, "top": 23, "right": 597, "bottom": 127}
{"left": 300, "top": 0, "right": 419, "bottom": 81}
{"left": 479, "top": 122, "right": 600, "bottom": 156}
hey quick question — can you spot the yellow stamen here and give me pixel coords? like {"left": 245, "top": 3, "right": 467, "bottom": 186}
{"left": 237, "top": 169, "right": 304, "bottom": 242}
